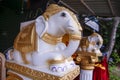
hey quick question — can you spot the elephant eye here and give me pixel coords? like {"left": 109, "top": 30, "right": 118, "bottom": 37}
{"left": 96, "top": 42, "right": 100, "bottom": 45}
{"left": 61, "top": 12, "right": 66, "bottom": 17}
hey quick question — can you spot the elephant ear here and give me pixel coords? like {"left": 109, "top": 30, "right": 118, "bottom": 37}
{"left": 20, "top": 20, "right": 35, "bottom": 31}
{"left": 14, "top": 22, "right": 37, "bottom": 53}
{"left": 35, "top": 16, "right": 48, "bottom": 38}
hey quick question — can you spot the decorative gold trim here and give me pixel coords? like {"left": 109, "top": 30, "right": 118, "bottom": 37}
{"left": 42, "top": 33, "right": 62, "bottom": 45}
{"left": 69, "top": 34, "right": 81, "bottom": 40}
{"left": 48, "top": 57, "right": 74, "bottom": 65}
{"left": 6, "top": 61, "right": 80, "bottom": 80}
{"left": 76, "top": 51, "right": 97, "bottom": 56}
{"left": 75, "top": 51, "right": 98, "bottom": 70}
{"left": 6, "top": 72, "right": 23, "bottom": 80}
{"left": 94, "top": 63, "right": 105, "bottom": 70}
{"left": 80, "top": 65, "right": 95, "bottom": 70}
{"left": 47, "top": 59, "right": 65, "bottom": 64}
{"left": 20, "top": 53, "right": 29, "bottom": 64}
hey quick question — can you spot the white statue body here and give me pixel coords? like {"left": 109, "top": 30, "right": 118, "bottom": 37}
{"left": 7, "top": 4, "right": 82, "bottom": 73}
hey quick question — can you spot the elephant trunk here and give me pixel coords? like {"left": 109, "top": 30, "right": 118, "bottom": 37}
{"left": 63, "top": 18, "right": 82, "bottom": 58}
{"left": 62, "top": 33, "right": 81, "bottom": 58}
{"left": 63, "top": 40, "right": 80, "bottom": 58}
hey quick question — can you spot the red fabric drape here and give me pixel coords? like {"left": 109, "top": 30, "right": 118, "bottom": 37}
{"left": 93, "top": 56, "right": 109, "bottom": 80}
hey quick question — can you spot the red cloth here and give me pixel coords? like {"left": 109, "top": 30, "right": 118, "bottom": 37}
{"left": 93, "top": 57, "right": 109, "bottom": 80}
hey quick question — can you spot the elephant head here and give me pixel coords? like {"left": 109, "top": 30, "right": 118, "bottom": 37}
{"left": 35, "top": 4, "right": 82, "bottom": 58}
{"left": 88, "top": 32, "right": 103, "bottom": 49}
{"left": 87, "top": 32, "right": 103, "bottom": 56}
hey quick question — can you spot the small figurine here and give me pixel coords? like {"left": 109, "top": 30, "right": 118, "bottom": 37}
{"left": 78, "top": 32, "right": 103, "bottom": 56}
{"left": 74, "top": 32, "right": 103, "bottom": 80}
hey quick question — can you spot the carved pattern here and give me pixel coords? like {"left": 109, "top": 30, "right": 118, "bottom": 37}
{"left": 6, "top": 61, "right": 80, "bottom": 80}
{"left": 75, "top": 51, "right": 98, "bottom": 70}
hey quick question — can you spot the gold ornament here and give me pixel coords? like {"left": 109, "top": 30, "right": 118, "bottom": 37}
{"left": 6, "top": 72, "right": 23, "bottom": 80}
{"left": 6, "top": 61, "right": 80, "bottom": 80}
{"left": 14, "top": 22, "right": 37, "bottom": 54}
{"left": 42, "top": 33, "right": 62, "bottom": 45}
{"left": 75, "top": 51, "right": 98, "bottom": 70}
{"left": 69, "top": 34, "right": 81, "bottom": 40}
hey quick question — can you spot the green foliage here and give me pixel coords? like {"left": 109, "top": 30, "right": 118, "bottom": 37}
{"left": 100, "top": 19, "right": 120, "bottom": 53}
{"left": 109, "top": 52, "right": 120, "bottom": 66}
{"left": 109, "top": 52, "right": 120, "bottom": 80}
{"left": 100, "top": 20, "right": 113, "bottom": 47}
{"left": 109, "top": 65, "right": 120, "bottom": 80}
{"left": 114, "top": 24, "right": 120, "bottom": 51}
{"left": 109, "top": 71, "right": 120, "bottom": 80}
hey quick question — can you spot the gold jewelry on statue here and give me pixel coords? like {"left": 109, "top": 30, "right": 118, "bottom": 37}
{"left": 69, "top": 34, "right": 81, "bottom": 40}
{"left": 47, "top": 59, "right": 65, "bottom": 65}
{"left": 42, "top": 33, "right": 62, "bottom": 45}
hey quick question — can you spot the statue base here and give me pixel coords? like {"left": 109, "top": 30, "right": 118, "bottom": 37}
{"left": 6, "top": 61, "right": 80, "bottom": 80}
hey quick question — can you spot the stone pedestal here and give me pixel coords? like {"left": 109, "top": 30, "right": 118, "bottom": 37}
{"left": 74, "top": 52, "right": 98, "bottom": 80}
{"left": 80, "top": 69, "right": 93, "bottom": 80}
{"left": 6, "top": 61, "right": 80, "bottom": 80}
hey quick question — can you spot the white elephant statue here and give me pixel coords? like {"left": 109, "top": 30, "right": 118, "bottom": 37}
{"left": 78, "top": 32, "right": 103, "bottom": 56}
{"left": 7, "top": 4, "right": 82, "bottom": 73}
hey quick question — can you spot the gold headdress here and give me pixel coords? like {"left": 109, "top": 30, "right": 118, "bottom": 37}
{"left": 43, "top": 4, "right": 82, "bottom": 31}
{"left": 43, "top": 4, "right": 67, "bottom": 20}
